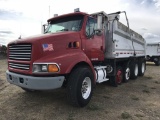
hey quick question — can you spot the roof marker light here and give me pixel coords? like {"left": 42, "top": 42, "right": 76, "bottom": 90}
{"left": 74, "top": 8, "right": 80, "bottom": 12}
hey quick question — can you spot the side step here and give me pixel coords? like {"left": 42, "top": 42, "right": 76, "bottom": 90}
{"left": 96, "top": 78, "right": 109, "bottom": 83}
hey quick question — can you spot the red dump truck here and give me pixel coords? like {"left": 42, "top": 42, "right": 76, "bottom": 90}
{"left": 6, "top": 9, "right": 146, "bottom": 107}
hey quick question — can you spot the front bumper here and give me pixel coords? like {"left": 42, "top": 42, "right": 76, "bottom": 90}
{"left": 6, "top": 70, "right": 65, "bottom": 90}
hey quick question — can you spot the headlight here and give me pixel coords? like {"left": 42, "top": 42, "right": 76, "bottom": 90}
{"left": 42, "top": 64, "right": 48, "bottom": 72}
{"left": 33, "top": 64, "right": 41, "bottom": 72}
{"left": 33, "top": 63, "right": 59, "bottom": 73}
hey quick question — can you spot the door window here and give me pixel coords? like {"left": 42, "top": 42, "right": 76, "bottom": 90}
{"left": 86, "top": 17, "right": 97, "bottom": 37}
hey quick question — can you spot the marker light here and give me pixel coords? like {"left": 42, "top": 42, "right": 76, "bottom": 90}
{"left": 48, "top": 64, "right": 59, "bottom": 72}
{"left": 75, "top": 41, "right": 80, "bottom": 48}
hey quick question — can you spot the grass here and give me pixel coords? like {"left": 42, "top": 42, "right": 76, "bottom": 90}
{"left": 144, "top": 76, "right": 153, "bottom": 79}
{"left": 103, "top": 95, "right": 110, "bottom": 99}
{"left": 105, "top": 110, "right": 109, "bottom": 114}
{"left": 142, "top": 89, "right": 150, "bottom": 93}
{"left": 87, "top": 103, "right": 101, "bottom": 111}
{"left": 154, "top": 81, "right": 160, "bottom": 84}
{"left": 121, "top": 112, "right": 132, "bottom": 119}
{"left": 131, "top": 95, "right": 139, "bottom": 101}
{"left": 150, "top": 87, "right": 156, "bottom": 89}
{"left": 135, "top": 114, "right": 144, "bottom": 118}
{"left": 67, "top": 112, "right": 75, "bottom": 120}
{"left": 141, "top": 84, "right": 148, "bottom": 87}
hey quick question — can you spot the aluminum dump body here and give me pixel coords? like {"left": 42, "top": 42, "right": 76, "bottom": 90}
{"left": 146, "top": 42, "right": 160, "bottom": 56}
{"left": 106, "top": 21, "right": 146, "bottom": 58}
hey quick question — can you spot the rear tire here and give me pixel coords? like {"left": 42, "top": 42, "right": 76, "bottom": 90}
{"left": 123, "top": 64, "right": 130, "bottom": 82}
{"left": 138, "top": 60, "right": 145, "bottom": 76}
{"left": 116, "top": 66, "right": 123, "bottom": 85}
{"left": 67, "top": 66, "right": 94, "bottom": 107}
{"left": 154, "top": 57, "right": 160, "bottom": 66}
{"left": 130, "top": 62, "right": 138, "bottom": 79}
{"left": 109, "top": 66, "right": 123, "bottom": 87}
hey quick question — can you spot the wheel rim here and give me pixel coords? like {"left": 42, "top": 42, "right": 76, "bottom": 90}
{"left": 125, "top": 67, "right": 130, "bottom": 80}
{"left": 81, "top": 77, "right": 91, "bottom": 99}
{"left": 116, "top": 69, "right": 123, "bottom": 84}
{"left": 154, "top": 58, "right": 158, "bottom": 61}
{"left": 141, "top": 63, "right": 145, "bottom": 73}
{"left": 134, "top": 64, "right": 138, "bottom": 76}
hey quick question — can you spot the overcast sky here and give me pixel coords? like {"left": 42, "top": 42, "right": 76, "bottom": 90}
{"left": 0, "top": 0, "right": 160, "bottom": 45}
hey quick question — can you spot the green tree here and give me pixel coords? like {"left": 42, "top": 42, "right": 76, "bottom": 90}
{"left": 1, "top": 45, "right": 7, "bottom": 55}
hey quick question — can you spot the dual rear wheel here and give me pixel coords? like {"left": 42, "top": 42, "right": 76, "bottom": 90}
{"left": 115, "top": 64, "right": 131, "bottom": 85}
{"left": 111, "top": 60, "right": 145, "bottom": 87}
{"left": 154, "top": 57, "right": 160, "bottom": 66}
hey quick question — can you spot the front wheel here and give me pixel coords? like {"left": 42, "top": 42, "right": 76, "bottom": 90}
{"left": 67, "top": 66, "right": 94, "bottom": 107}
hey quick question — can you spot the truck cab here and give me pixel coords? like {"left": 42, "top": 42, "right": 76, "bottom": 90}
{"left": 44, "top": 12, "right": 105, "bottom": 61}
{"left": 6, "top": 10, "right": 106, "bottom": 106}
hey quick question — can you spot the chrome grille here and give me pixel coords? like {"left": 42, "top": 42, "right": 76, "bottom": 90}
{"left": 9, "top": 62, "right": 30, "bottom": 70}
{"left": 9, "top": 44, "right": 32, "bottom": 61}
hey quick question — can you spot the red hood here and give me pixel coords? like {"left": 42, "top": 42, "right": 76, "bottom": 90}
{"left": 7, "top": 31, "right": 82, "bottom": 75}
{"left": 9, "top": 31, "right": 80, "bottom": 45}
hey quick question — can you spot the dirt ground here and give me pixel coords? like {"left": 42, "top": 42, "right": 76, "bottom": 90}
{"left": 0, "top": 58, "right": 160, "bottom": 120}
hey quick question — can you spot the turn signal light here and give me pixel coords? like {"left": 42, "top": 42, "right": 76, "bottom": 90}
{"left": 48, "top": 64, "right": 59, "bottom": 72}
{"left": 75, "top": 41, "right": 80, "bottom": 48}
{"left": 73, "top": 41, "right": 80, "bottom": 48}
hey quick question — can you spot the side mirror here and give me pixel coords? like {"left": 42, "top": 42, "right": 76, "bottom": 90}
{"left": 94, "top": 29, "right": 102, "bottom": 36}
{"left": 41, "top": 24, "right": 48, "bottom": 34}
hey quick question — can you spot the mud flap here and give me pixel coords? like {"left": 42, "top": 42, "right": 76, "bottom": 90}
{"left": 109, "top": 76, "right": 118, "bottom": 87}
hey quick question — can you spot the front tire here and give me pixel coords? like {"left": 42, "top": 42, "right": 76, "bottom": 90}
{"left": 67, "top": 66, "right": 94, "bottom": 107}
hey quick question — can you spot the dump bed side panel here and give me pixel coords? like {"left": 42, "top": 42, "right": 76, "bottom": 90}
{"left": 146, "top": 43, "right": 160, "bottom": 56}
{"left": 105, "top": 21, "right": 145, "bottom": 59}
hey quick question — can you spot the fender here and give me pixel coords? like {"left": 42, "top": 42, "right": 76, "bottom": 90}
{"left": 65, "top": 52, "right": 95, "bottom": 73}
{"left": 34, "top": 50, "right": 96, "bottom": 81}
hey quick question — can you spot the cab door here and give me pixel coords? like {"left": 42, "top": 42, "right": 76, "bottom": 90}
{"left": 84, "top": 17, "right": 104, "bottom": 61}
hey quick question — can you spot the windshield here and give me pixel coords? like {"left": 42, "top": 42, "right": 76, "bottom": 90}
{"left": 45, "top": 15, "right": 84, "bottom": 33}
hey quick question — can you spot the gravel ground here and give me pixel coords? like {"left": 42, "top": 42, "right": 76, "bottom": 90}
{"left": 0, "top": 58, "right": 160, "bottom": 120}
